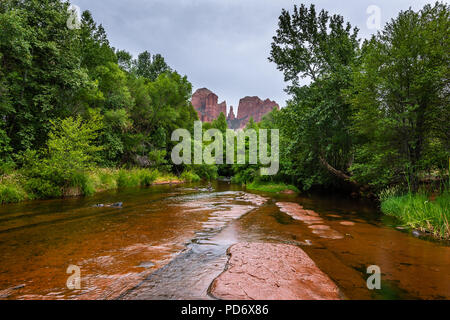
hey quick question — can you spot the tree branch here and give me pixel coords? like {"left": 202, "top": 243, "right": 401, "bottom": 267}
{"left": 318, "top": 154, "right": 359, "bottom": 187}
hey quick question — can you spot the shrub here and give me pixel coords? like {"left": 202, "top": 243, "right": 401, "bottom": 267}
{"left": 69, "top": 171, "right": 95, "bottom": 196}
{"left": 0, "top": 182, "right": 27, "bottom": 204}
{"left": 181, "top": 170, "right": 201, "bottom": 183}
{"left": 25, "top": 177, "right": 62, "bottom": 199}
{"left": 231, "top": 167, "right": 258, "bottom": 184}
{"left": 155, "top": 172, "right": 179, "bottom": 183}
{"left": 16, "top": 114, "right": 104, "bottom": 200}
{"left": 148, "top": 149, "right": 172, "bottom": 172}
{"left": 378, "top": 185, "right": 403, "bottom": 202}
{"left": 139, "top": 169, "right": 159, "bottom": 186}
{"left": 117, "top": 169, "right": 141, "bottom": 188}
{"left": 381, "top": 189, "right": 450, "bottom": 239}
{"left": 0, "top": 160, "right": 15, "bottom": 175}
{"left": 189, "top": 164, "right": 218, "bottom": 181}
{"left": 97, "top": 170, "right": 118, "bottom": 190}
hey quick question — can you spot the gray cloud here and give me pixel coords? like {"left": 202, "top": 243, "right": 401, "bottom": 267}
{"left": 72, "top": 0, "right": 439, "bottom": 110}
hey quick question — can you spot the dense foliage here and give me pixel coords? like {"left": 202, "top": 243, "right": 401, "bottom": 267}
{"left": 251, "top": 2, "right": 449, "bottom": 238}
{"left": 0, "top": 0, "right": 202, "bottom": 200}
{"left": 349, "top": 3, "right": 450, "bottom": 191}
{"left": 260, "top": 3, "right": 449, "bottom": 195}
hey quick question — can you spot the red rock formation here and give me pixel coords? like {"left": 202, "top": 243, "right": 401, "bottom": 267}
{"left": 236, "top": 97, "right": 279, "bottom": 129}
{"left": 228, "top": 106, "right": 236, "bottom": 120}
{"left": 227, "top": 106, "right": 242, "bottom": 129}
{"left": 209, "top": 242, "right": 341, "bottom": 300}
{"left": 191, "top": 88, "right": 227, "bottom": 122}
{"left": 191, "top": 88, "right": 279, "bottom": 129}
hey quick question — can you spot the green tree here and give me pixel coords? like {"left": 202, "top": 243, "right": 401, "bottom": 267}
{"left": 125, "top": 71, "right": 197, "bottom": 167}
{"left": 20, "top": 113, "right": 103, "bottom": 198}
{"left": 93, "top": 61, "right": 134, "bottom": 110}
{"left": 116, "top": 49, "right": 133, "bottom": 72}
{"left": 46, "top": 113, "right": 104, "bottom": 172}
{"left": 211, "top": 112, "right": 228, "bottom": 133}
{"left": 79, "top": 10, "right": 117, "bottom": 73}
{"left": 134, "top": 51, "right": 172, "bottom": 81}
{"left": 269, "top": 3, "right": 360, "bottom": 189}
{"left": 349, "top": 2, "right": 450, "bottom": 190}
{"left": 99, "top": 108, "right": 132, "bottom": 165}
{"left": 0, "top": 0, "right": 92, "bottom": 152}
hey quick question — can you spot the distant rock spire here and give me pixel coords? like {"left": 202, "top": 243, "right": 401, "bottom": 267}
{"left": 228, "top": 106, "right": 236, "bottom": 120}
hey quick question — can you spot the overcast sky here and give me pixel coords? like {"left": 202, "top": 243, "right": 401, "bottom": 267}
{"left": 72, "top": 0, "right": 441, "bottom": 110}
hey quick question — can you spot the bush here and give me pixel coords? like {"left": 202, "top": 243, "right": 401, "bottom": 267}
{"left": 25, "top": 177, "right": 62, "bottom": 199}
{"left": 155, "top": 172, "right": 179, "bottom": 183}
{"left": 116, "top": 168, "right": 160, "bottom": 188}
{"left": 0, "top": 160, "right": 15, "bottom": 175}
{"left": 381, "top": 190, "right": 450, "bottom": 239}
{"left": 181, "top": 170, "right": 201, "bottom": 183}
{"left": 117, "top": 169, "right": 141, "bottom": 188}
{"left": 97, "top": 170, "right": 118, "bottom": 190}
{"left": 148, "top": 149, "right": 172, "bottom": 172}
{"left": 139, "top": 169, "right": 159, "bottom": 186}
{"left": 231, "top": 167, "right": 258, "bottom": 185}
{"left": 0, "top": 182, "right": 27, "bottom": 204}
{"left": 15, "top": 113, "right": 103, "bottom": 200}
{"left": 69, "top": 171, "right": 95, "bottom": 196}
{"left": 378, "top": 185, "right": 403, "bottom": 202}
{"left": 18, "top": 150, "right": 95, "bottom": 198}
{"left": 189, "top": 164, "right": 218, "bottom": 181}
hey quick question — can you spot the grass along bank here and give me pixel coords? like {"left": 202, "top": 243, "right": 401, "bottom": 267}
{"left": 246, "top": 181, "right": 299, "bottom": 194}
{"left": 0, "top": 168, "right": 192, "bottom": 205}
{"left": 380, "top": 188, "right": 450, "bottom": 240}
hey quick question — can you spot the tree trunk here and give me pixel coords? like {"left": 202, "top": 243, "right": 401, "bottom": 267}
{"left": 318, "top": 154, "right": 360, "bottom": 188}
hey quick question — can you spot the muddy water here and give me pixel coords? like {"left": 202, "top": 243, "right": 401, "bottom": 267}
{"left": 0, "top": 182, "right": 448, "bottom": 300}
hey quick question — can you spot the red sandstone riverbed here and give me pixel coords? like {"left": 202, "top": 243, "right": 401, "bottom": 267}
{"left": 0, "top": 182, "right": 449, "bottom": 300}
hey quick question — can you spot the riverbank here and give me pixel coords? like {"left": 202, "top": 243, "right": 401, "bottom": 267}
{"left": 0, "top": 168, "right": 197, "bottom": 204}
{"left": 245, "top": 181, "right": 299, "bottom": 194}
{"left": 245, "top": 179, "right": 450, "bottom": 240}
{"left": 381, "top": 190, "right": 450, "bottom": 240}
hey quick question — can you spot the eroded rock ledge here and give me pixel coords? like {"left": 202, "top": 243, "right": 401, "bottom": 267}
{"left": 209, "top": 242, "right": 341, "bottom": 300}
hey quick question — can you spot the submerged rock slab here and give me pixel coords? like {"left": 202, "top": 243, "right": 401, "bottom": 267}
{"left": 311, "top": 229, "right": 345, "bottom": 240}
{"left": 308, "top": 225, "right": 331, "bottom": 230}
{"left": 209, "top": 242, "right": 341, "bottom": 300}
{"left": 276, "top": 202, "right": 344, "bottom": 239}
{"left": 276, "top": 202, "right": 324, "bottom": 224}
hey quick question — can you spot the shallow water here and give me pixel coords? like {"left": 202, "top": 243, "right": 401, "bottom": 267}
{"left": 0, "top": 182, "right": 448, "bottom": 300}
